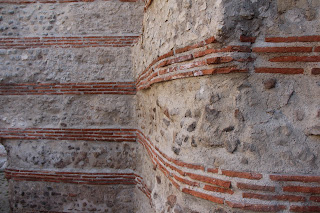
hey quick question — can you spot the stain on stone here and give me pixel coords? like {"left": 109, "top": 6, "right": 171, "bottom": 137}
{"left": 205, "top": 105, "right": 220, "bottom": 122}
{"left": 172, "top": 147, "right": 180, "bottom": 155}
{"left": 166, "top": 195, "right": 177, "bottom": 208}
{"left": 234, "top": 109, "right": 245, "bottom": 121}
{"left": 191, "top": 137, "right": 197, "bottom": 147}
{"left": 263, "top": 78, "right": 277, "bottom": 89}
{"left": 222, "top": 126, "right": 234, "bottom": 132}
{"left": 185, "top": 110, "right": 192, "bottom": 117}
{"left": 156, "top": 176, "right": 161, "bottom": 184}
{"left": 224, "top": 137, "right": 240, "bottom": 153}
{"left": 187, "top": 122, "right": 197, "bottom": 132}
{"left": 163, "top": 118, "right": 170, "bottom": 127}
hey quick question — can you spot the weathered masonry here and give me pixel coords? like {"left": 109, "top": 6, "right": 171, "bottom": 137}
{"left": 0, "top": 0, "right": 319, "bottom": 212}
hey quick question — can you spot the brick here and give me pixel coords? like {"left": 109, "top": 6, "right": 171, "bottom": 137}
{"left": 311, "top": 68, "right": 320, "bottom": 75}
{"left": 270, "top": 175, "right": 320, "bottom": 183}
{"left": 222, "top": 46, "right": 251, "bottom": 52}
{"left": 240, "top": 35, "right": 256, "bottom": 43}
{"left": 179, "top": 60, "right": 206, "bottom": 70}
{"left": 207, "top": 56, "right": 233, "bottom": 64}
{"left": 310, "top": 196, "right": 320, "bottom": 202}
{"left": 237, "top": 182, "right": 275, "bottom": 192}
{"left": 255, "top": 67, "right": 304, "bottom": 74}
{"left": 243, "top": 192, "right": 306, "bottom": 202}
{"left": 158, "top": 50, "right": 174, "bottom": 61}
{"left": 226, "top": 201, "right": 287, "bottom": 212}
{"left": 161, "top": 54, "right": 194, "bottom": 67}
{"left": 203, "top": 185, "right": 234, "bottom": 195}
{"left": 315, "top": 46, "right": 320, "bottom": 52}
{"left": 207, "top": 168, "right": 218, "bottom": 174}
{"left": 182, "top": 188, "right": 224, "bottom": 204}
{"left": 221, "top": 170, "right": 262, "bottom": 180}
{"left": 168, "top": 176, "right": 180, "bottom": 189}
{"left": 175, "top": 41, "right": 205, "bottom": 54}
{"left": 193, "top": 49, "right": 215, "bottom": 58}
{"left": 197, "top": 68, "right": 214, "bottom": 75}
{"left": 266, "top": 36, "right": 320, "bottom": 43}
{"left": 290, "top": 206, "right": 320, "bottom": 212}
{"left": 253, "top": 47, "right": 312, "bottom": 53}
{"left": 205, "top": 36, "right": 216, "bottom": 44}
{"left": 170, "top": 159, "right": 204, "bottom": 171}
{"left": 215, "top": 67, "right": 248, "bottom": 74}
{"left": 283, "top": 186, "right": 320, "bottom": 194}
{"left": 269, "top": 56, "right": 320, "bottom": 62}
{"left": 185, "top": 172, "right": 231, "bottom": 188}
{"left": 172, "top": 174, "right": 199, "bottom": 187}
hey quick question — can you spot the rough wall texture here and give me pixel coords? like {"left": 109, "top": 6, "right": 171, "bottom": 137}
{"left": 0, "top": 0, "right": 150, "bottom": 212}
{"left": 132, "top": 0, "right": 320, "bottom": 212}
{"left": 0, "top": 0, "right": 320, "bottom": 212}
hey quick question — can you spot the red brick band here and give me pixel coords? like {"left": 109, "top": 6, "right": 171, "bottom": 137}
{"left": 0, "top": 0, "right": 139, "bottom": 4}
{"left": 0, "top": 82, "right": 136, "bottom": 95}
{"left": 136, "top": 36, "right": 250, "bottom": 90}
{"left": 0, "top": 128, "right": 137, "bottom": 142}
{"left": 0, "top": 36, "right": 139, "bottom": 49}
{"left": 136, "top": 34, "right": 320, "bottom": 90}
{"left": 5, "top": 168, "right": 137, "bottom": 185}
{"left": 1, "top": 128, "right": 319, "bottom": 211}
{"left": 136, "top": 130, "right": 320, "bottom": 212}
{"left": 5, "top": 168, "right": 151, "bottom": 200}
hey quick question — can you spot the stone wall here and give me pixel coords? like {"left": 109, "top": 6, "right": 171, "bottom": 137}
{"left": 0, "top": 0, "right": 319, "bottom": 212}
{"left": 133, "top": 0, "right": 320, "bottom": 212}
{"left": 0, "top": 0, "right": 152, "bottom": 212}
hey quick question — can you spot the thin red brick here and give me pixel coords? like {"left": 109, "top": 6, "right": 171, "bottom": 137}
{"left": 253, "top": 46, "right": 312, "bottom": 53}
{"left": 203, "top": 185, "right": 234, "bottom": 195}
{"left": 290, "top": 206, "right": 320, "bottom": 212}
{"left": 243, "top": 192, "right": 306, "bottom": 202}
{"left": 266, "top": 36, "right": 320, "bottom": 43}
{"left": 269, "top": 56, "right": 320, "bottom": 62}
{"left": 255, "top": 67, "right": 304, "bottom": 74}
{"left": 185, "top": 172, "right": 231, "bottom": 188}
{"left": 207, "top": 168, "right": 218, "bottom": 174}
{"left": 193, "top": 49, "right": 215, "bottom": 58}
{"left": 207, "top": 56, "right": 233, "bottom": 64}
{"left": 182, "top": 188, "right": 224, "bottom": 204}
{"left": 226, "top": 201, "right": 287, "bottom": 212}
{"left": 283, "top": 186, "right": 320, "bottom": 194}
{"left": 310, "top": 196, "right": 320, "bottom": 202}
{"left": 179, "top": 60, "right": 206, "bottom": 70}
{"left": 237, "top": 182, "right": 275, "bottom": 192}
{"left": 311, "top": 68, "right": 320, "bottom": 75}
{"left": 175, "top": 41, "right": 205, "bottom": 54}
{"left": 221, "top": 170, "right": 262, "bottom": 180}
{"left": 172, "top": 174, "right": 199, "bottom": 187}
{"left": 205, "top": 36, "right": 216, "bottom": 44}
{"left": 270, "top": 175, "right": 320, "bottom": 183}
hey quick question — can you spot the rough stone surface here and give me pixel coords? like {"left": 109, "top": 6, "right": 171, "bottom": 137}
{"left": 9, "top": 180, "right": 135, "bottom": 213}
{"left": 3, "top": 140, "right": 139, "bottom": 170}
{"left": 0, "top": 171, "right": 9, "bottom": 213}
{"left": 132, "top": 0, "right": 320, "bottom": 212}
{"left": 1, "top": 0, "right": 320, "bottom": 212}
{"left": 136, "top": 75, "right": 320, "bottom": 174}
{"left": 0, "top": 47, "right": 134, "bottom": 84}
{"left": 0, "top": 1, "right": 143, "bottom": 37}
{"left": 0, "top": 95, "right": 135, "bottom": 128}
